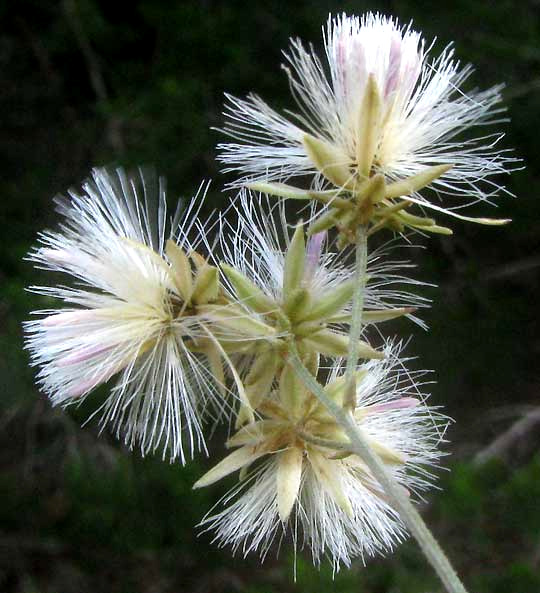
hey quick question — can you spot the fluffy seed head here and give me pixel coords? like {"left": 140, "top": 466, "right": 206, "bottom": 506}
{"left": 196, "top": 342, "right": 448, "bottom": 570}
{"left": 219, "top": 12, "right": 516, "bottom": 223}
{"left": 25, "top": 167, "right": 226, "bottom": 463}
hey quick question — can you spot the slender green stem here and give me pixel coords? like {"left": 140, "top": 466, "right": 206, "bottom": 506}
{"left": 289, "top": 346, "right": 467, "bottom": 593}
{"left": 344, "top": 225, "right": 368, "bottom": 401}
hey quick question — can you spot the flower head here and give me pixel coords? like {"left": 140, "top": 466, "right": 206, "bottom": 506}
{"left": 194, "top": 342, "right": 447, "bottom": 569}
{"left": 209, "top": 192, "right": 427, "bottom": 424}
{"left": 219, "top": 13, "right": 515, "bottom": 235}
{"left": 25, "top": 167, "right": 228, "bottom": 463}
{"left": 220, "top": 191, "right": 428, "bottom": 328}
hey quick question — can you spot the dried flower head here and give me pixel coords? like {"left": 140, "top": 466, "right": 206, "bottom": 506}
{"left": 219, "top": 13, "right": 515, "bottom": 236}
{"left": 25, "top": 167, "right": 229, "bottom": 463}
{"left": 194, "top": 342, "right": 447, "bottom": 569}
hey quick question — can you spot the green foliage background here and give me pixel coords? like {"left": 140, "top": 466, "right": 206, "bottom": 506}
{"left": 1, "top": 1, "right": 539, "bottom": 592}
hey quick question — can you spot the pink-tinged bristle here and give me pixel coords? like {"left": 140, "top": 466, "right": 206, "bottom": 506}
{"left": 56, "top": 343, "right": 114, "bottom": 367}
{"left": 42, "top": 310, "right": 97, "bottom": 327}
{"left": 368, "top": 397, "right": 420, "bottom": 413}
{"left": 66, "top": 376, "right": 103, "bottom": 398}
{"left": 384, "top": 34, "right": 402, "bottom": 98}
{"left": 304, "top": 231, "right": 326, "bottom": 282}
{"left": 337, "top": 38, "right": 348, "bottom": 93}
{"left": 65, "top": 363, "right": 120, "bottom": 397}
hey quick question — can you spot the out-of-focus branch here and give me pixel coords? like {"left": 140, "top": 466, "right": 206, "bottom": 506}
{"left": 63, "top": 0, "right": 124, "bottom": 154}
{"left": 17, "top": 17, "right": 62, "bottom": 89}
{"left": 481, "top": 255, "right": 540, "bottom": 282}
{"left": 504, "top": 78, "right": 540, "bottom": 100}
{"left": 474, "top": 407, "right": 540, "bottom": 465}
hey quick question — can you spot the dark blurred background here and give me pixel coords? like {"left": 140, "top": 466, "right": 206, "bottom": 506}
{"left": 1, "top": 1, "right": 539, "bottom": 592}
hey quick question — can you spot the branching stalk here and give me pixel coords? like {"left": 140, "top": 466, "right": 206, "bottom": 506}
{"left": 288, "top": 224, "right": 469, "bottom": 593}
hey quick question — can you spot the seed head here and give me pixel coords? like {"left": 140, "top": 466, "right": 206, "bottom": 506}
{"left": 195, "top": 342, "right": 448, "bottom": 569}
{"left": 219, "top": 13, "right": 516, "bottom": 235}
{"left": 25, "top": 168, "right": 228, "bottom": 463}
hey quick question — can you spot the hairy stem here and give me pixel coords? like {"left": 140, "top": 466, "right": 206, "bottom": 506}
{"left": 344, "top": 225, "right": 368, "bottom": 407}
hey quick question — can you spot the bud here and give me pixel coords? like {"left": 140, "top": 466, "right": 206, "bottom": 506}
{"left": 355, "top": 74, "right": 382, "bottom": 178}
{"left": 303, "top": 134, "right": 352, "bottom": 189}
{"left": 283, "top": 223, "right": 306, "bottom": 296}
{"left": 193, "top": 446, "right": 264, "bottom": 489}
{"left": 277, "top": 447, "right": 303, "bottom": 521}
{"left": 192, "top": 264, "right": 219, "bottom": 304}
{"left": 197, "top": 304, "right": 277, "bottom": 339}
{"left": 221, "top": 263, "right": 276, "bottom": 314}
{"left": 298, "top": 280, "right": 355, "bottom": 323}
{"left": 385, "top": 164, "right": 453, "bottom": 199}
{"left": 166, "top": 240, "right": 193, "bottom": 301}
{"left": 305, "top": 329, "right": 383, "bottom": 359}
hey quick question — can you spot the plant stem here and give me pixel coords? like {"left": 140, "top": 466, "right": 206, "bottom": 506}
{"left": 344, "top": 225, "right": 368, "bottom": 403}
{"left": 288, "top": 224, "right": 469, "bottom": 593}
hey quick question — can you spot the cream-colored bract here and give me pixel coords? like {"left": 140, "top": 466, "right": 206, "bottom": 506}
{"left": 197, "top": 342, "right": 448, "bottom": 570}
{"left": 218, "top": 13, "right": 514, "bottom": 218}
{"left": 25, "top": 168, "right": 224, "bottom": 463}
